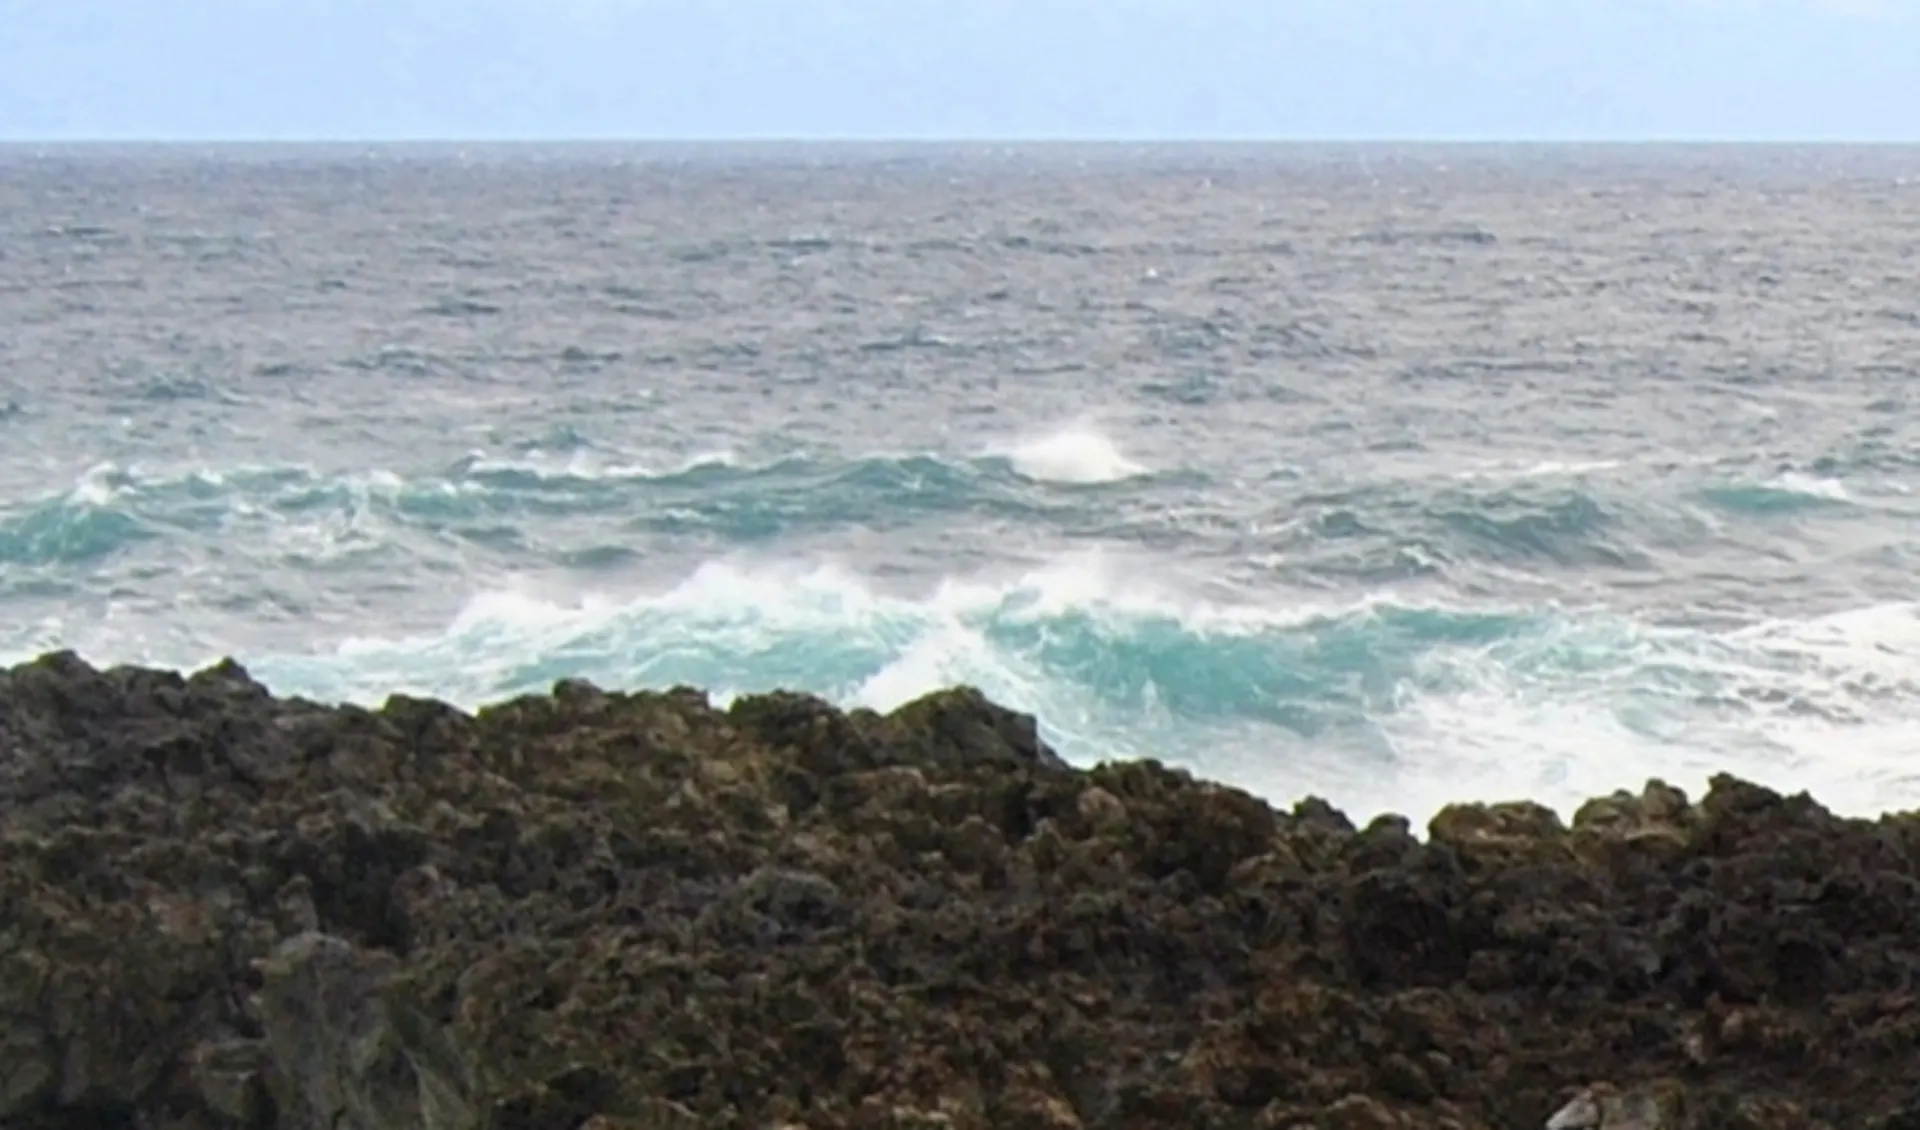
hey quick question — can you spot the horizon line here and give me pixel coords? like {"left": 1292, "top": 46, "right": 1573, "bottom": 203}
{"left": 4, "top": 134, "right": 1919, "bottom": 148}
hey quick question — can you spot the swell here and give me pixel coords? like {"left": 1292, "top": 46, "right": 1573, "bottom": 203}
{"left": 0, "top": 448, "right": 1185, "bottom": 570}
{"left": 1252, "top": 458, "right": 1891, "bottom": 594}
{"left": 0, "top": 450, "right": 1894, "bottom": 592}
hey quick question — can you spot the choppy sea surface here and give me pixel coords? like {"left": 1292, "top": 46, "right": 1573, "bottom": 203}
{"left": 5, "top": 142, "right": 1920, "bottom": 824}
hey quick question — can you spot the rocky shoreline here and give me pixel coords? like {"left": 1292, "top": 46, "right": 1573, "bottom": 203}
{"left": 3, "top": 651, "right": 1918, "bottom": 1130}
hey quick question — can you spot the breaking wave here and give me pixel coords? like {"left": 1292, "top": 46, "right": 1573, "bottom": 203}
{"left": 203, "top": 556, "right": 1920, "bottom": 826}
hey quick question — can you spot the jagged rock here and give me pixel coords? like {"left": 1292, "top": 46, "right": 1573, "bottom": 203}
{"left": 1547, "top": 1082, "right": 1684, "bottom": 1129}
{"left": 187, "top": 1037, "right": 276, "bottom": 1126}
{"left": 254, "top": 931, "right": 478, "bottom": 1130}
{"left": 4, "top": 653, "right": 1920, "bottom": 1130}
{"left": 1427, "top": 799, "right": 1571, "bottom": 869}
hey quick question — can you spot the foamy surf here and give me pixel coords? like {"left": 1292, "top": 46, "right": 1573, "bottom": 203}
{"left": 11, "top": 434, "right": 1920, "bottom": 830}
{"left": 452, "top": 448, "right": 741, "bottom": 484}
{"left": 136, "top": 555, "right": 1920, "bottom": 828}
{"left": 996, "top": 425, "right": 1147, "bottom": 485}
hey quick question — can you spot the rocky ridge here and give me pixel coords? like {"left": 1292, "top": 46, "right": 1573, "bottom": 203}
{"left": 4, "top": 651, "right": 1920, "bottom": 1130}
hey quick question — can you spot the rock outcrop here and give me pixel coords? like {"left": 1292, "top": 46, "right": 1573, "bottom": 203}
{"left": 4, "top": 650, "right": 1920, "bottom": 1130}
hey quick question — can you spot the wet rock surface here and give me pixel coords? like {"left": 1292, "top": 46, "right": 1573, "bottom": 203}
{"left": 4, "top": 651, "right": 1920, "bottom": 1130}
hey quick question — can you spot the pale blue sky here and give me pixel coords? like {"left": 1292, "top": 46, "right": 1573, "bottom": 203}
{"left": 1, "top": 0, "right": 1914, "bottom": 141}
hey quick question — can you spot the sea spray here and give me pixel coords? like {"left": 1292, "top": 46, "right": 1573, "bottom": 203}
{"left": 215, "top": 556, "right": 1920, "bottom": 827}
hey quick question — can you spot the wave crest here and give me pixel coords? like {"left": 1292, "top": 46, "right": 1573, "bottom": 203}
{"left": 0, "top": 439, "right": 1173, "bottom": 570}
{"left": 205, "top": 556, "right": 1920, "bottom": 827}
{"left": 995, "top": 426, "right": 1147, "bottom": 485}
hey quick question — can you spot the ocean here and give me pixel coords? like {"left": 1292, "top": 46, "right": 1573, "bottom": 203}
{"left": 4, "top": 141, "right": 1920, "bottom": 826}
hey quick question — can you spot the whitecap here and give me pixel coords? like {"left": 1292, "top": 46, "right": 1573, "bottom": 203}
{"left": 996, "top": 424, "right": 1146, "bottom": 485}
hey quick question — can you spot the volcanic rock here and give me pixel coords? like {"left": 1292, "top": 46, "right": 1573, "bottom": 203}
{"left": 3, "top": 650, "right": 1918, "bottom": 1129}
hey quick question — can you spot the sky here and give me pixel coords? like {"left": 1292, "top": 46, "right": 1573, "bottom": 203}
{"left": 0, "top": 0, "right": 1915, "bottom": 142}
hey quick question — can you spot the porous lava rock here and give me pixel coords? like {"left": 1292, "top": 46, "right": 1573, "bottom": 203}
{"left": 4, "top": 651, "right": 1920, "bottom": 1130}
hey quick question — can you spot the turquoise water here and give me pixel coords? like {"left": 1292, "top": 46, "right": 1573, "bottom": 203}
{"left": 6, "top": 143, "right": 1920, "bottom": 822}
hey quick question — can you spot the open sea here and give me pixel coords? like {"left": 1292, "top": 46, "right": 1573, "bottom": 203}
{"left": 5, "top": 141, "right": 1920, "bottom": 824}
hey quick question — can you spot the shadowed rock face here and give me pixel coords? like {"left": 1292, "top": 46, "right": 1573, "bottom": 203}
{"left": 4, "top": 651, "right": 1920, "bottom": 1130}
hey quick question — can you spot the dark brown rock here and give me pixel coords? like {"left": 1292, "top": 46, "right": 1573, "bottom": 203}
{"left": 4, "top": 653, "right": 1920, "bottom": 1130}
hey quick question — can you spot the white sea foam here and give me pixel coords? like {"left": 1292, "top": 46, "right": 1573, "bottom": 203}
{"left": 997, "top": 424, "right": 1147, "bottom": 485}
{"left": 132, "top": 554, "right": 1920, "bottom": 829}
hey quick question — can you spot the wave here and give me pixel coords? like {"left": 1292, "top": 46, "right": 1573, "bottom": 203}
{"left": 192, "top": 556, "right": 1920, "bottom": 827}
{"left": 1695, "top": 471, "right": 1855, "bottom": 514}
{"left": 8, "top": 437, "right": 1920, "bottom": 824}
{"left": 9, "top": 445, "right": 1904, "bottom": 616}
{"left": 987, "top": 425, "right": 1148, "bottom": 485}
{"left": 0, "top": 429, "right": 1173, "bottom": 569}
